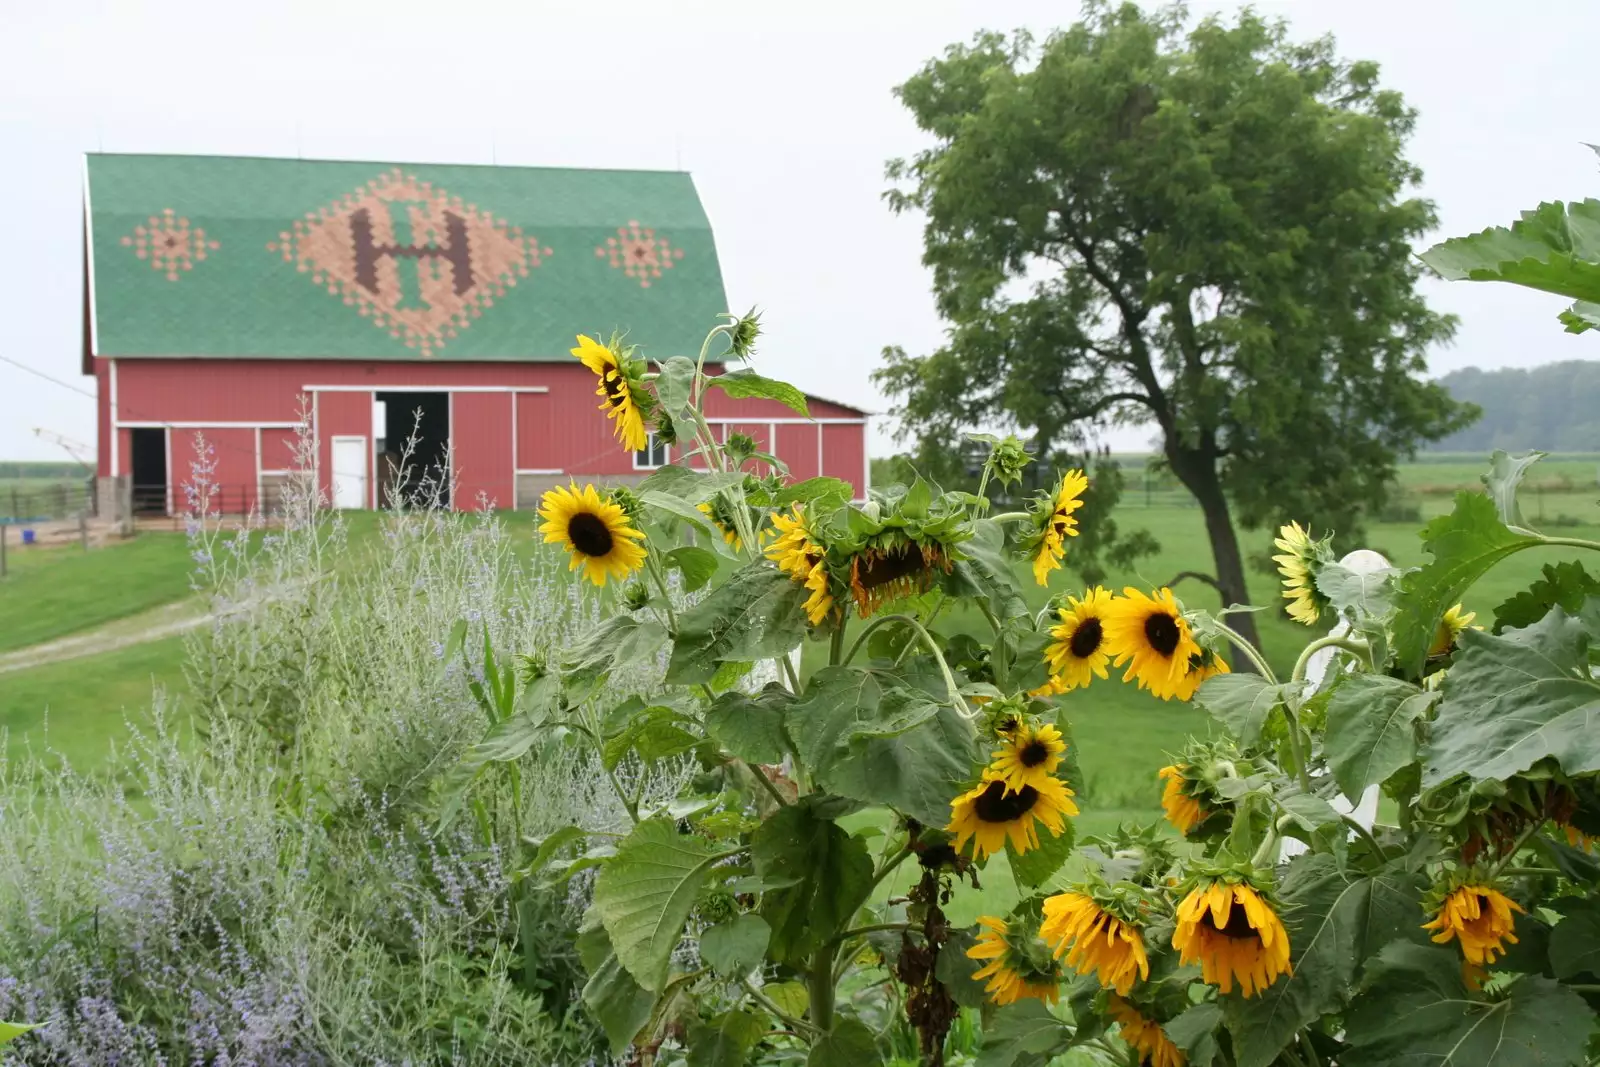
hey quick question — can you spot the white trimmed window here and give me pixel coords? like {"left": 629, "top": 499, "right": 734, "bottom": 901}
{"left": 634, "top": 433, "right": 669, "bottom": 470}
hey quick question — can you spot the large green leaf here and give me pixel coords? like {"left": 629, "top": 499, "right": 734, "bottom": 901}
{"left": 564, "top": 615, "right": 669, "bottom": 683}
{"left": 698, "top": 914, "right": 772, "bottom": 978}
{"left": 1493, "top": 560, "right": 1600, "bottom": 634}
{"left": 1164, "top": 1003, "right": 1221, "bottom": 1067}
{"left": 773, "top": 477, "right": 854, "bottom": 508}
{"left": 1317, "top": 561, "right": 1399, "bottom": 621}
{"left": 1549, "top": 897, "right": 1600, "bottom": 980}
{"left": 637, "top": 463, "right": 750, "bottom": 501}
{"left": 935, "top": 928, "right": 990, "bottom": 1008}
{"left": 666, "top": 546, "right": 720, "bottom": 593}
{"left": 1224, "top": 854, "right": 1426, "bottom": 1067}
{"left": 0, "top": 1023, "right": 36, "bottom": 1049}
{"left": 1420, "top": 604, "right": 1600, "bottom": 786}
{"left": 1005, "top": 816, "right": 1076, "bottom": 889}
{"left": 602, "top": 705, "right": 703, "bottom": 769}
{"left": 666, "top": 563, "right": 809, "bottom": 684}
{"left": 1483, "top": 450, "right": 1546, "bottom": 531}
{"left": 593, "top": 819, "right": 729, "bottom": 991}
{"left": 577, "top": 924, "right": 656, "bottom": 1055}
{"left": 1323, "top": 675, "right": 1436, "bottom": 799}
{"left": 946, "top": 519, "right": 1029, "bottom": 621}
{"left": 753, "top": 798, "right": 873, "bottom": 963}
{"left": 1419, "top": 199, "right": 1600, "bottom": 332}
{"left": 806, "top": 1019, "right": 879, "bottom": 1067}
{"left": 704, "top": 684, "right": 793, "bottom": 764}
{"left": 654, "top": 356, "right": 699, "bottom": 439}
{"left": 686, "top": 1010, "right": 767, "bottom": 1067}
{"left": 1193, "top": 673, "right": 1284, "bottom": 746}
{"left": 1342, "top": 942, "right": 1594, "bottom": 1066}
{"left": 1391, "top": 492, "right": 1542, "bottom": 676}
{"left": 708, "top": 367, "right": 810, "bottom": 417}
{"left": 974, "top": 1000, "right": 1073, "bottom": 1067}
{"left": 640, "top": 489, "right": 719, "bottom": 534}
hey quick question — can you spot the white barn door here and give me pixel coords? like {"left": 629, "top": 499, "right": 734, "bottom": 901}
{"left": 331, "top": 436, "right": 368, "bottom": 510}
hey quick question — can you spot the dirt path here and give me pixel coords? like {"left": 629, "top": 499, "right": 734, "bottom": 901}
{"left": 0, "top": 597, "right": 208, "bottom": 675}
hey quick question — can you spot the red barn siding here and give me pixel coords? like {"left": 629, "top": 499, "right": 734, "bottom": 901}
{"left": 260, "top": 428, "right": 299, "bottom": 471}
{"left": 171, "top": 427, "right": 259, "bottom": 514}
{"left": 315, "top": 391, "right": 372, "bottom": 504}
{"left": 776, "top": 423, "right": 820, "bottom": 482}
{"left": 822, "top": 423, "right": 866, "bottom": 498}
{"left": 514, "top": 392, "right": 558, "bottom": 470}
{"left": 453, "top": 392, "right": 514, "bottom": 511}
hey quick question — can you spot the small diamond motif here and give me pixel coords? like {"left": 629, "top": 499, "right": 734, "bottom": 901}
{"left": 595, "top": 220, "right": 684, "bottom": 288}
{"left": 268, "top": 169, "right": 551, "bottom": 357}
{"left": 121, "top": 209, "right": 219, "bottom": 281}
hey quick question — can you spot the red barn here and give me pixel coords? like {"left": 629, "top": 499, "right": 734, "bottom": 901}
{"left": 82, "top": 153, "right": 869, "bottom": 515}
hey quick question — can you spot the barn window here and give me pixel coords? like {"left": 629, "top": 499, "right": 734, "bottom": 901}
{"left": 634, "top": 433, "right": 669, "bottom": 470}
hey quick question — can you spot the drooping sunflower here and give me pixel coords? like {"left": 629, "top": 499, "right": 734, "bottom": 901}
{"left": 987, "top": 721, "right": 1067, "bottom": 793}
{"left": 1428, "top": 603, "right": 1478, "bottom": 659}
{"left": 1029, "top": 470, "right": 1089, "bottom": 586}
{"left": 847, "top": 535, "right": 953, "bottom": 617}
{"left": 1422, "top": 883, "right": 1523, "bottom": 965}
{"left": 967, "top": 916, "right": 1063, "bottom": 1006}
{"left": 947, "top": 772, "right": 1077, "bottom": 861}
{"left": 1044, "top": 587, "right": 1116, "bottom": 691}
{"left": 765, "top": 505, "right": 834, "bottom": 625}
{"left": 1172, "top": 878, "right": 1291, "bottom": 997}
{"left": 538, "top": 483, "right": 648, "bottom": 586}
{"left": 1158, "top": 765, "right": 1208, "bottom": 836}
{"left": 1272, "top": 521, "right": 1326, "bottom": 626}
{"left": 571, "top": 334, "right": 649, "bottom": 453}
{"left": 1103, "top": 588, "right": 1203, "bottom": 701}
{"left": 1040, "top": 891, "right": 1149, "bottom": 995}
{"left": 1107, "top": 996, "right": 1186, "bottom": 1067}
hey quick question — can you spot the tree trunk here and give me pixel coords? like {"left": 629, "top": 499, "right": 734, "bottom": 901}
{"left": 1189, "top": 472, "right": 1262, "bottom": 662}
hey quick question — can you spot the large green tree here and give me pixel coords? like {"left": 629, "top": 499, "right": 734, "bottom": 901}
{"left": 878, "top": 2, "right": 1472, "bottom": 647}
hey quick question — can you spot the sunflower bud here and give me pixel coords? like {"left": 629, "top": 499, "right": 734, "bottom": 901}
{"left": 623, "top": 582, "right": 652, "bottom": 612}
{"left": 609, "top": 486, "right": 645, "bottom": 524}
{"left": 654, "top": 409, "right": 680, "bottom": 447}
{"left": 989, "top": 434, "right": 1033, "bottom": 487}
{"left": 727, "top": 307, "right": 762, "bottom": 360}
{"left": 725, "top": 432, "right": 757, "bottom": 464}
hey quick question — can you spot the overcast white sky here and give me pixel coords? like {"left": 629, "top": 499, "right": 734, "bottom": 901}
{"left": 2, "top": 0, "right": 1596, "bottom": 463}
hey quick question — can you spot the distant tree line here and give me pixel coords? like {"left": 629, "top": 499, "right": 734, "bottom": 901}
{"left": 1431, "top": 361, "right": 1600, "bottom": 453}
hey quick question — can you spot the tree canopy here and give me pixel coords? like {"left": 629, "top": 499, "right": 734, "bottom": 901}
{"left": 1431, "top": 361, "right": 1600, "bottom": 454}
{"left": 877, "top": 1, "right": 1472, "bottom": 639}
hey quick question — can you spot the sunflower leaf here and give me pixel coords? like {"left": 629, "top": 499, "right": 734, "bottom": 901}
{"left": 974, "top": 1000, "right": 1074, "bottom": 1067}
{"left": 773, "top": 476, "right": 854, "bottom": 508}
{"left": 1420, "top": 602, "right": 1600, "bottom": 786}
{"left": 753, "top": 797, "right": 874, "bottom": 963}
{"left": 1192, "top": 673, "right": 1284, "bottom": 746}
{"left": 806, "top": 1018, "right": 880, "bottom": 1067}
{"left": 664, "top": 546, "right": 719, "bottom": 593}
{"left": 1323, "top": 675, "right": 1436, "bottom": 799}
{"left": 639, "top": 490, "right": 718, "bottom": 534}
{"left": 1341, "top": 942, "right": 1593, "bottom": 1067}
{"left": 1493, "top": 560, "right": 1600, "bottom": 634}
{"left": 637, "top": 464, "right": 750, "bottom": 502}
{"left": 653, "top": 356, "right": 699, "bottom": 440}
{"left": 577, "top": 923, "right": 656, "bottom": 1054}
{"left": 1316, "top": 562, "right": 1399, "bottom": 622}
{"left": 686, "top": 1010, "right": 767, "bottom": 1067}
{"left": 946, "top": 519, "right": 1030, "bottom": 621}
{"left": 697, "top": 915, "right": 772, "bottom": 978}
{"left": 1548, "top": 896, "right": 1600, "bottom": 980}
{"left": 1390, "top": 491, "right": 1542, "bottom": 676}
{"left": 1223, "top": 854, "right": 1427, "bottom": 1067}
{"left": 935, "top": 928, "right": 989, "bottom": 1008}
{"left": 593, "top": 819, "right": 728, "bottom": 992}
{"left": 565, "top": 615, "right": 669, "bottom": 684}
{"left": 666, "top": 564, "right": 808, "bottom": 685}
{"left": 704, "top": 684, "right": 793, "bottom": 765}
{"left": 1005, "top": 817, "right": 1075, "bottom": 889}
{"left": 1483, "top": 449, "right": 1545, "bottom": 531}
{"left": 1165, "top": 1003, "right": 1222, "bottom": 1066}
{"left": 707, "top": 368, "right": 811, "bottom": 417}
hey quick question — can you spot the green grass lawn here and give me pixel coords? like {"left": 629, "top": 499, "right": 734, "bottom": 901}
{"left": 0, "top": 533, "right": 196, "bottom": 653}
{"left": 0, "top": 635, "right": 188, "bottom": 769}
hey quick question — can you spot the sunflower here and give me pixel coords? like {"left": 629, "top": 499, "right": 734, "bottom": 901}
{"left": 1040, "top": 892, "right": 1149, "bottom": 995}
{"left": 1158, "top": 765, "right": 1208, "bottom": 836}
{"left": 987, "top": 722, "right": 1067, "bottom": 793}
{"left": 1030, "top": 470, "right": 1089, "bottom": 586}
{"left": 538, "top": 484, "right": 648, "bottom": 586}
{"left": 1428, "top": 603, "right": 1478, "bottom": 658}
{"left": 947, "top": 772, "right": 1077, "bottom": 861}
{"left": 967, "top": 916, "right": 1063, "bottom": 1006}
{"left": 571, "top": 334, "right": 649, "bottom": 453}
{"left": 765, "top": 506, "right": 834, "bottom": 624}
{"left": 1103, "top": 588, "right": 1203, "bottom": 701}
{"left": 1107, "top": 996, "right": 1186, "bottom": 1067}
{"left": 1172, "top": 878, "right": 1291, "bottom": 997}
{"left": 1565, "top": 824, "right": 1596, "bottom": 852}
{"left": 847, "top": 536, "right": 951, "bottom": 617}
{"left": 1422, "top": 884, "right": 1523, "bottom": 965}
{"left": 1272, "top": 521, "right": 1325, "bottom": 626}
{"left": 1172, "top": 647, "right": 1230, "bottom": 703}
{"left": 1044, "top": 587, "right": 1115, "bottom": 691}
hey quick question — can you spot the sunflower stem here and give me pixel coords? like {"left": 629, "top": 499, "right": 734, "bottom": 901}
{"left": 829, "top": 921, "right": 912, "bottom": 945}
{"left": 739, "top": 978, "right": 818, "bottom": 1037}
{"left": 807, "top": 944, "right": 838, "bottom": 1034}
{"left": 840, "top": 614, "right": 910, "bottom": 667}
{"left": 1488, "top": 820, "right": 1548, "bottom": 879}
{"left": 1536, "top": 535, "right": 1600, "bottom": 554}
{"left": 643, "top": 551, "right": 680, "bottom": 634}
{"left": 1281, "top": 706, "right": 1314, "bottom": 793}
{"left": 1208, "top": 619, "right": 1277, "bottom": 683}
{"left": 1289, "top": 634, "right": 1370, "bottom": 686}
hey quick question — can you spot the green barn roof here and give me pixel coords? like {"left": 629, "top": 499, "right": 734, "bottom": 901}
{"left": 84, "top": 153, "right": 730, "bottom": 362}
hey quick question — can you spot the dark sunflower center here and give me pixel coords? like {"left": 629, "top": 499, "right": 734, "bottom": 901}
{"left": 1144, "top": 612, "right": 1181, "bottom": 656}
{"left": 1202, "top": 902, "right": 1258, "bottom": 941}
{"left": 567, "top": 512, "right": 615, "bottom": 557}
{"left": 973, "top": 780, "right": 1038, "bottom": 823}
{"left": 856, "top": 544, "right": 929, "bottom": 589}
{"left": 601, "top": 370, "right": 627, "bottom": 408}
{"left": 1069, "top": 617, "right": 1104, "bottom": 659}
{"left": 1019, "top": 740, "right": 1052, "bottom": 767}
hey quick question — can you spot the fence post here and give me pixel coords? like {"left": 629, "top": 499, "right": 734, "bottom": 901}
{"left": 79, "top": 511, "right": 89, "bottom": 551}
{"left": 1, "top": 523, "right": 6, "bottom": 578}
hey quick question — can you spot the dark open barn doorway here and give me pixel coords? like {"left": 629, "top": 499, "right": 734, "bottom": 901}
{"left": 375, "top": 391, "right": 450, "bottom": 508}
{"left": 129, "top": 427, "right": 168, "bottom": 514}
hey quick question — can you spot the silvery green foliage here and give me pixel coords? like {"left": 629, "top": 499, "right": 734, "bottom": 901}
{"left": 0, "top": 436, "right": 682, "bottom": 1064}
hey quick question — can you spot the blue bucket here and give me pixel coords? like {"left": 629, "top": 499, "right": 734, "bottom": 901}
{"left": 21, "top": 529, "right": 35, "bottom": 545}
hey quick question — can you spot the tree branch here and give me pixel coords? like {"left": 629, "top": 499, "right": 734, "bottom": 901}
{"left": 1161, "top": 570, "right": 1224, "bottom": 593}
{"left": 1054, "top": 390, "right": 1153, "bottom": 423}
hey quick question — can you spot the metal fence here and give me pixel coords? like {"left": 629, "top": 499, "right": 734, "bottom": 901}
{"left": 0, "top": 480, "right": 96, "bottom": 522}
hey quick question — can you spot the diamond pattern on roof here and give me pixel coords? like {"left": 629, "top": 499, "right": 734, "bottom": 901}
{"left": 120, "top": 209, "right": 219, "bottom": 282}
{"left": 268, "top": 168, "right": 552, "bottom": 357}
{"left": 596, "top": 220, "right": 684, "bottom": 288}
